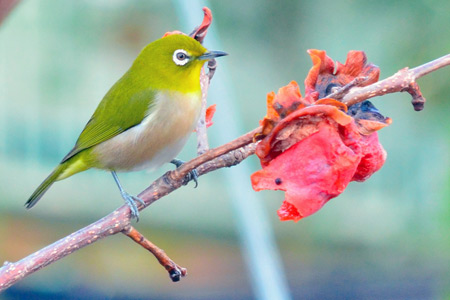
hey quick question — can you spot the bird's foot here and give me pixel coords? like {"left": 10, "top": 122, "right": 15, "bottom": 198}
{"left": 182, "top": 168, "right": 199, "bottom": 187}
{"left": 170, "top": 159, "right": 199, "bottom": 187}
{"left": 120, "top": 191, "right": 144, "bottom": 221}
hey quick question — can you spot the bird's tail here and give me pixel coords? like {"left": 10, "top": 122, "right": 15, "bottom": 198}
{"left": 25, "top": 164, "right": 66, "bottom": 209}
{"left": 25, "top": 157, "right": 89, "bottom": 209}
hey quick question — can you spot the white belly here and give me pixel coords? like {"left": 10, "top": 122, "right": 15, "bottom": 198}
{"left": 93, "top": 90, "right": 201, "bottom": 172}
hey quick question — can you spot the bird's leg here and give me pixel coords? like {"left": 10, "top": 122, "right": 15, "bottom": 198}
{"left": 170, "top": 159, "right": 198, "bottom": 187}
{"left": 111, "top": 171, "right": 145, "bottom": 221}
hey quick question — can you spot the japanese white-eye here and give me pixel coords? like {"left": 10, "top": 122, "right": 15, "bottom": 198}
{"left": 25, "top": 34, "right": 227, "bottom": 219}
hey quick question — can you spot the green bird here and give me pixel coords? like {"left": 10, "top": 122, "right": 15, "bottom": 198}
{"left": 25, "top": 34, "right": 227, "bottom": 220}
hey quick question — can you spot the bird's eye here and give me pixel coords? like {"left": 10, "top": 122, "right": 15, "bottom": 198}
{"left": 173, "top": 49, "right": 190, "bottom": 66}
{"left": 176, "top": 52, "right": 186, "bottom": 60}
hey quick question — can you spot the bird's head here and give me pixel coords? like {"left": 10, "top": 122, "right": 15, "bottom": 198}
{"left": 132, "top": 34, "right": 227, "bottom": 93}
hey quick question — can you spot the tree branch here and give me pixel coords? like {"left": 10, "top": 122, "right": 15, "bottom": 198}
{"left": 0, "top": 53, "right": 448, "bottom": 291}
{"left": 0, "top": 0, "right": 20, "bottom": 25}
{"left": 342, "top": 53, "right": 450, "bottom": 110}
{"left": 123, "top": 226, "right": 187, "bottom": 282}
{"left": 195, "top": 60, "right": 218, "bottom": 156}
{"left": 0, "top": 135, "right": 257, "bottom": 289}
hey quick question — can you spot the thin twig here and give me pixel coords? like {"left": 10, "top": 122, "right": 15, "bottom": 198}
{"left": 193, "top": 8, "right": 214, "bottom": 155}
{"left": 167, "top": 127, "right": 260, "bottom": 186}
{"left": 411, "top": 53, "right": 450, "bottom": 78}
{"left": 123, "top": 226, "right": 187, "bottom": 282}
{"left": 342, "top": 53, "right": 450, "bottom": 110}
{"left": 0, "top": 0, "right": 19, "bottom": 25}
{"left": 207, "top": 59, "right": 217, "bottom": 81}
{"left": 195, "top": 58, "right": 219, "bottom": 156}
{"left": 195, "top": 68, "right": 211, "bottom": 155}
{"left": 325, "top": 76, "right": 368, "bottom": 100}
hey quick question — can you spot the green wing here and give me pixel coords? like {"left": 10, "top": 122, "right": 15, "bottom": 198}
{"left": 62, "top": 74, "right": 155, "bottom": 163}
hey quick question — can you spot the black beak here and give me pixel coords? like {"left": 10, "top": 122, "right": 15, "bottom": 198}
{"left": 198, "top": 50, "right": 228, "bottom": 60}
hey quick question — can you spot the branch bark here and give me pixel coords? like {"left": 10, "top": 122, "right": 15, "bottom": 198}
{"left": 0, "top": 0, "right": 20, "bottom": 25}
{"left": 0, "top": 135, "right": 257, "bottom": 289}
{"left": 0, "top": 54, "right": 448, "bottom": 291}
{"left": 123, "top": 226, "right": 187, "bottom": 282}
{"left": 342, "top": 53, "right": 450, "bottom": 110}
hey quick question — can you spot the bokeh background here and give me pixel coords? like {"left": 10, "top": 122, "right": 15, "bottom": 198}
{"left": 1, "top": 1, "right": 449, "bottom": 299}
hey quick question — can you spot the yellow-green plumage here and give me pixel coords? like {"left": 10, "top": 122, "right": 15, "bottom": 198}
{"left": 26, "top": 34, "right": 226, "bottom": 209}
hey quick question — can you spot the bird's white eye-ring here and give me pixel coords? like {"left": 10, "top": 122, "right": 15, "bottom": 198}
{"left": 173, "top": 49, "right": 190, "bottom": 66}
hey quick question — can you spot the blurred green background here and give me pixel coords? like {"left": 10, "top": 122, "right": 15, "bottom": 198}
{"left": 1, "top": 0, "right": 449, "bottom": 299}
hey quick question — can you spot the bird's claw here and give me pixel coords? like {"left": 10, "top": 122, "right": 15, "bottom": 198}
{"left": 121, "top": 192, "right": 144, "bottom": 221}
{"left": 170, "top": 159, "right": 199, "bottom": 188}
{"left": 183, "top": 169, "right": 198, "bottom": 187}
